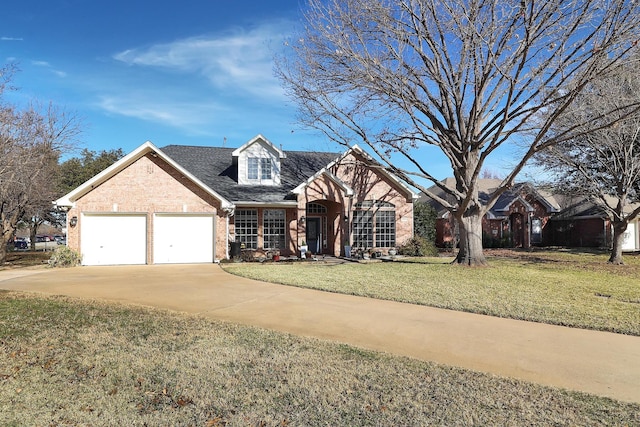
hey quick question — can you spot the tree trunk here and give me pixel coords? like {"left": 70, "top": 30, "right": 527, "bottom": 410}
{"left": 454, "top": 210, "right": 488, "bottom": 266}
{"left": 608, "top": 221, "right": 627, "bottom": 265}
{"left": 0, "top": 240, "right": 7, "bottom": 265}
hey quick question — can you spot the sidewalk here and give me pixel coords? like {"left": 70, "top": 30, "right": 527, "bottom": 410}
{"left": 1, "top": 264, "right": 639, "bottom": 404}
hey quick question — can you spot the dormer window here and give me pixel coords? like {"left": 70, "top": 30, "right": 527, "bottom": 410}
{"left": 247, "top": 157, "right": 273, "bottom": 181}
{"left": 248, "top": 157, "right": 259, "bottom": 180}
{"left": 261, "top": 158, "right": 272, "bottom": 179}
{"left": 233, "top": 135, "right": 285, "bottom": 186}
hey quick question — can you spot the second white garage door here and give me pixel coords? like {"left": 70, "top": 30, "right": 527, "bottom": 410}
{"left": 153, "top": 214, "right": 215, "bottom": 264}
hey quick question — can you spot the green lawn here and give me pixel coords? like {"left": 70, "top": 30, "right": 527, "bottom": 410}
{"left": 1, "top": 292, "right": 638, "bottom": 426}
{"left": 221, "top": 250, "right": 640, "bottom": 336}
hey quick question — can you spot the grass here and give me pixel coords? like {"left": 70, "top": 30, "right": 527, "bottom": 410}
{"left": 0, "top": 251, "right": 50, "bottom": 270}
{"left": 221, "top": 249, "right": 640, "bottom": 336}
{"left": 1, "top": 291, "right": 638, "bottom": 426}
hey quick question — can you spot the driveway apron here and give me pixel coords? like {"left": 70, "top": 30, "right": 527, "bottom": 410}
{"left": 1, "top": 264, "right": 639, "bottom": 404}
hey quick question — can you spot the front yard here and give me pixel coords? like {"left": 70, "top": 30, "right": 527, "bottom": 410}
{"left": 1, "top": 292, "right": 638, "bottom": 426}
{"left": 221, "top": 249, "right": 640, "bottom": 336}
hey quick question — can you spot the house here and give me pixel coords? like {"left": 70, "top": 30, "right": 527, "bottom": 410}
{"left": 544, "top": 195, "right": 640, "bottom": 251}
{"left": 54, "top": 135, "right": 417, "bottom": 265}
{"left": 422, "top": 179, "right": 561, "bottom": 248}
{"left": 424, "top": 178, "right": 640, "bottom": 251}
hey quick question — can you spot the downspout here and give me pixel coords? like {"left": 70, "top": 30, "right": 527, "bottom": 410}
{"left": 527, "top": 212, "right": 532, "bottom": 249}
{"left": 224, "top": 207, "right": 235, "bottom": 260}
{"left": 347, "top": 194, "right": 354, "bottom": 245}
{"left": 226, "top": 215, "right": 229, "bottom": 259}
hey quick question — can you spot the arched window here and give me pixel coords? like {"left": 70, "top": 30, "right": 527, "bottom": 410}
{"left": 353, "top": 201, "right": 396, "bottom": 248}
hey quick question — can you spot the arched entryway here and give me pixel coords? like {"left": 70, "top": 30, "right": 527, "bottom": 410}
{"left": 304, "top": 200, "right": 343, "bottom": 255}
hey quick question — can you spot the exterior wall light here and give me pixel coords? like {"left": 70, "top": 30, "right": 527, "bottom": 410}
{"left": 69, "top": 216, "right": 78, "bottom": 227}
{"left": 300, "top": 215, "right": 306, "bottom": 224}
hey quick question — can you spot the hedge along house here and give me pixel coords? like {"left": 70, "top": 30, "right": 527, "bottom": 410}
{"left": 55, "top": 135, "right": 416, "bottom": 265}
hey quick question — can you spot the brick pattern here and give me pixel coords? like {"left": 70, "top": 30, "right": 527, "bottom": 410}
{"left": 67, "top": 154, "right": 226, "bottom": 263}
{"left": 295, "top": 152, "right": 414, "bottom": 256}
{"left": 70, "top": 150, "right": 415, "bottom": 262}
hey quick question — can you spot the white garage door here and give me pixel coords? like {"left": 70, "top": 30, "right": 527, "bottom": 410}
{"left": 622, "top": 221, "right": 638, "bottom": 251}
{"left": 153, "top": 214, "right": 215, "bottom": 264}
{"left": 81, "top": 214, "right": 147, "bottom": 266}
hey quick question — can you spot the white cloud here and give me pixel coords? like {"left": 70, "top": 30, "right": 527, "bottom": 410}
{"left": 31, "top": 60, "right": 67, "bottom": 77}
{"left": 113, "top": 22, "right": 289, "bottom": 99}
{"left": 1, "top": 37, "right": 23, "bottom": 41}
{"left": 97, "top": 94, "right": 228, "bottom": 136}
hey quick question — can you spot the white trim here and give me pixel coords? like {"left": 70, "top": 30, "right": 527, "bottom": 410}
{"left": 54, "top": 141, "right": 234, "bottom": 210}
{"left": 292, "top": 144, "right": 417, "bottom": 200}
{"left": 233, "top": 201, "right": 299, "bottom": 208}
{"left": 494, "top": 195, "right": 535, "bottom": 213}
{"left": 292, "top": 169, "right": 354, "bottom": 196}
{"left": 232, "top": 134, "right": 286, "bottom": 159}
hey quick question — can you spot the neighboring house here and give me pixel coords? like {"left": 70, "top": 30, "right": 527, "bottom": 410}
{"left": 422, "top": 179, "right": 561, "bottom": 249}
{"left": 55, "top": 135, "right": 416, "bottom": 266}
{"left": 424, "top": 178, "right": 640, "bottom": 251}
{"left": 545, "top": 195, "right": 640, "bottom": 251}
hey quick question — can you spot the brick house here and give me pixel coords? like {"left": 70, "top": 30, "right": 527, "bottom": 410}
{"left": 55, "top": 135, "right": 416, "bottom": 265}
{"left": 424, "top": 178, "right": 640, "bottom": 251}
{"left": 423, "top": 179, "right": 561, "bottom": 248}
{"left": 544, "top": 195, "right": 640, "bottom": 251}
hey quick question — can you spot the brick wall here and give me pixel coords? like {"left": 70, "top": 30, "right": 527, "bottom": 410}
{"left": 303, "top": 151, "right": 415, "bottom": 255}
{"left": 67, "top": 154, "right": 226, "bottom": 263}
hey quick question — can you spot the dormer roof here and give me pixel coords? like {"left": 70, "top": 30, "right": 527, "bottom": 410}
{"left": 231, "top": 134, "right": 286, "bottom": 159}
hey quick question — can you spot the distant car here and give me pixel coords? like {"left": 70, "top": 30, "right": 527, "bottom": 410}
{"left": 14, "top": 240, "right": 28, "bottom": 250}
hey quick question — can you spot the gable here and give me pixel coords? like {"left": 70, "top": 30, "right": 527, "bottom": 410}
{"left": 292, "top": 145, "right": 417, "bottom": 202}
{"left": 161, "top": 144, "right": 339, "bottom": 204}
{"left": 54, "top": 141, "right": 232, "bottom": 209}
{"left": 232, "top": 135, "right": 285, "bottom": 186}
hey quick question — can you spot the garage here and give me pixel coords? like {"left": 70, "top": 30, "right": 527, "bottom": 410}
{"left": 81, "top": 214, "right": 147, "bottom": 266}
{"left": 622, "top": 221, "right": 639, "bottom": 252}
{"left": 153, "top": 214, "right": 215, "bottom": 264}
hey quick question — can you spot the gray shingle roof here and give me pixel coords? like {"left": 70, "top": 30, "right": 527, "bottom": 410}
{"left": 421, "top": 179, "right": 560, "bottom": 217}
{"left": 160, "top": 145, "right": 340, "bottom": 203}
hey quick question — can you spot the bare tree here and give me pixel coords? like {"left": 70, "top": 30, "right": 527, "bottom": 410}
{"left": 0, "top": 66, "right": 81, "bottom": 264}
{"left": 277, "top": 0, "right": 640, "bottom": 265}
{"left": 534, "top": 59, "right": 640, "bottom": 264}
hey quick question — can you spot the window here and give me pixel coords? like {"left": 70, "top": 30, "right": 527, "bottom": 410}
{"left": 375, "top": 210, "right": 396, "bottom": 247}
{"left": 306, "top": 202, "right": 327, "bottom": 214}
{"left": 261, "top": 158, "right": 272, "bottom": 180}
{"left": 263, "top": 209, "right": 285, "bottom": 249}
{"left": 248, "top": 158, "right": 259, "bottom": 180}
{"left": 352, "top": 201, "right": 396, "bottom": 248}
{"left": 247, "top": 157, "right": 273, "bottom": 181}
{"left": 353, "top": 210, "right": 373, "bottom": 248}
{"left": 235, "top": 209, "right": 258, "bottom": 249}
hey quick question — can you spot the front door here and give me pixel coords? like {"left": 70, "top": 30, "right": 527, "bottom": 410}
{"left": 510, "top": 213, "right": 525, "bottom": 248}
{"left": 306, "top": 217, "right": 321, "bottom": 254}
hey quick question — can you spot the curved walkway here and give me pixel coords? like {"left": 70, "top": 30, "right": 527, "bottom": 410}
{"left": 1, "top": 264, "right": 639, "bottom": 404}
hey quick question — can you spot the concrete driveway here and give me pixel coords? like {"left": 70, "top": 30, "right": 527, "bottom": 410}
{"left": 1, "top": 264, "right": 639, "bottom": 404}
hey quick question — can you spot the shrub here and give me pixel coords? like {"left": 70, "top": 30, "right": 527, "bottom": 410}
{"left": 483, "top": 231, "right": 513, "bottom": 248}
{"left": 397, "top": 236, "right": 439, "bottom": 257}
{"left": 48, "top": 246, "right": 82, "bottom": 268}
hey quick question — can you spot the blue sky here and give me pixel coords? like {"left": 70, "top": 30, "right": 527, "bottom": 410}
{"left": 1, "top": 0, "right": 517, "bottom": 182}
{"left": 1, "top": 1, "right": 342, "bottom": 153}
